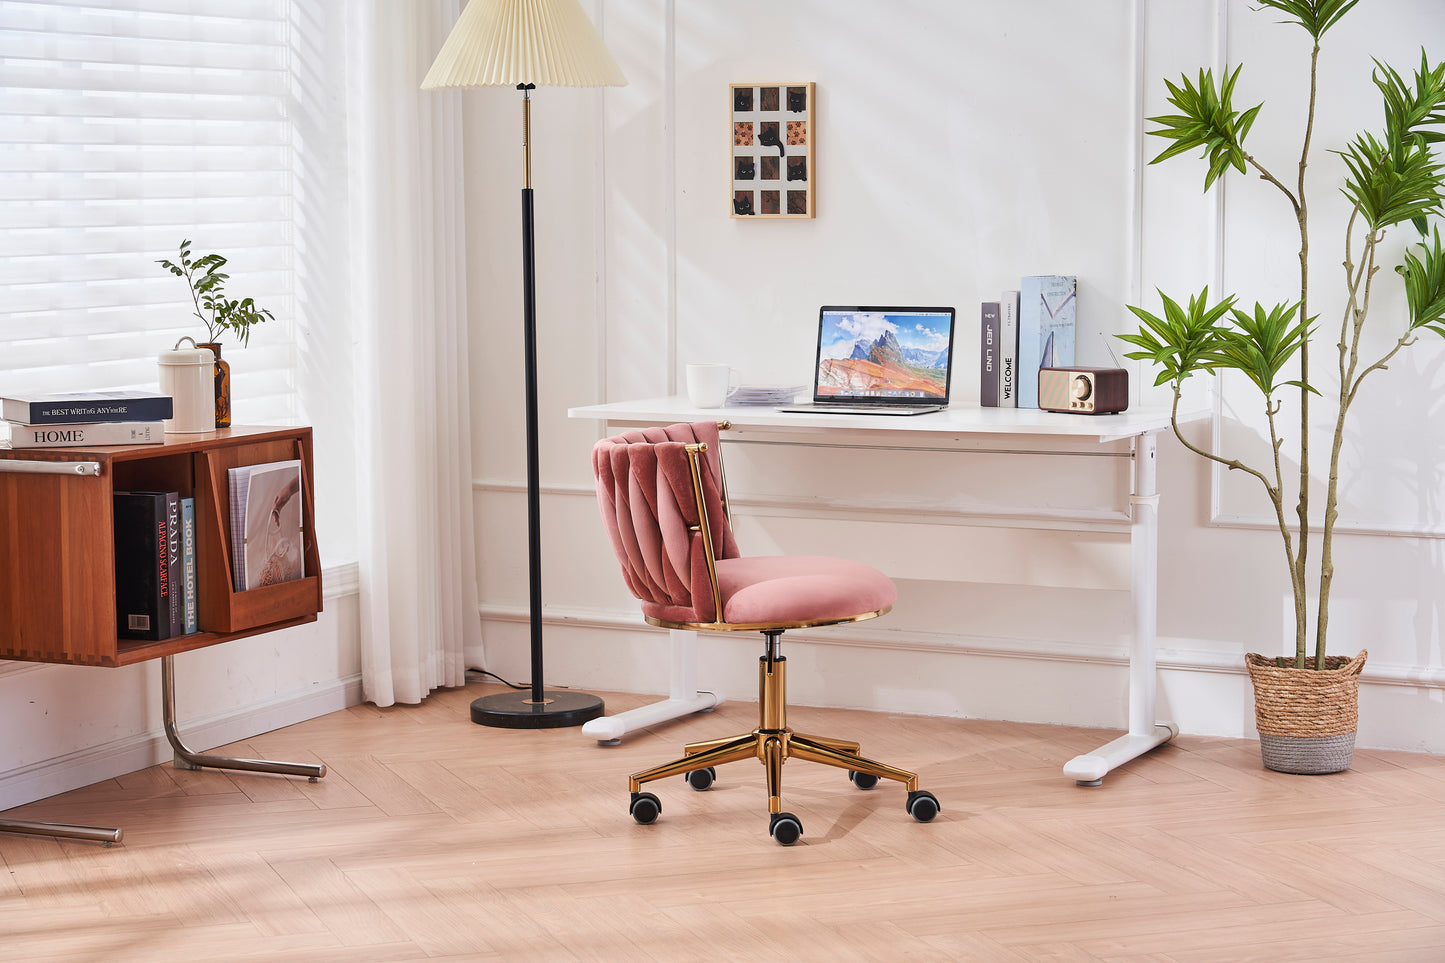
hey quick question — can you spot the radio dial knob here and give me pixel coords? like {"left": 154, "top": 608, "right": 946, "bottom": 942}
{"left": 1071, "top": 375, "right": 1093, "bottom": 401}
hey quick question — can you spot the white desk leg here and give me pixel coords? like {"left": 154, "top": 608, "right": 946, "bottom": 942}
{"left": 1063, "top": 432, "right": 1178, "bottom": 785}
{"left": 582, "top": 629, "right": 723, "bottom": 744}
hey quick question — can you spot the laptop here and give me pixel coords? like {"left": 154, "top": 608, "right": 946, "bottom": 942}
{"left": 778, "top": 305, "right": 956, "bottom": 415}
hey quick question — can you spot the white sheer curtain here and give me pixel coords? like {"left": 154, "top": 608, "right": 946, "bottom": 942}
{"left": 347, "top": 0, "right": 483, "bottom": 706}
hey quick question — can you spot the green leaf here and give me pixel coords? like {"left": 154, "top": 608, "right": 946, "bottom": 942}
{"left": 1338, "top": 129, "right": 1445, "bottom": 231}
{"left": 1398, "top": 227, "right": 1445, "bottom": 337}
{"left": 156, "top": 239, "right": 274, "bottom": 346}
{"left": 1374, "top": 51, "right": 1445, "bottom": 146}
{"left": 1211, "top": 301, "right": 1313, "bottom": 397}
{"left": 1118, "top": 288, "right": 1236, "bottom": 388}
{"left": 1253, "top": 0, "right": 1361, "bottom": 39}
{"left": 1146, "top": 66, "right": 1260, "bottom": 193}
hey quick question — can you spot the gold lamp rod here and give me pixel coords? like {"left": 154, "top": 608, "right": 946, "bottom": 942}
{"left": 520, "top": 83, "right": 535, "bottom": 190}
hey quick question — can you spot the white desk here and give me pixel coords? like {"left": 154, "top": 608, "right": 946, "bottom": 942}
{"left": 568, "top": 395, "right": 1178, "bottom": 785}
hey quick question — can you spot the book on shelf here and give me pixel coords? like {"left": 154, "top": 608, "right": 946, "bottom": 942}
{"left": 998, "top": 290, "right": 1019, "bottom": 408}
{"left": 0, "top": 390, "right": 173, "bottom": 426}
{"left": 228, "top": 459, "right": 305, "bottom": 592}
{"left": 113, "top": 491, "right": 176, "bottom": 641}
{"left": 979, "top": 301, "right": 1000, "bottom": 407}
{"left": 164, "top": 492, "right": 182, "bottom": 637}
{"left": 180, "top": 496, "right": 198, "bottom": 635}
{"left": 2, "top": 421, "right": 165, "bottom": 448}
{"left": 1016, "top": 275, "right": 1077, "bottom": 409}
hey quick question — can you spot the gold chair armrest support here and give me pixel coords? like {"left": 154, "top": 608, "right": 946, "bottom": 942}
{"left": 716, "top": 420, "right": 733, "bottom": 528}
{"left": 685, "top": 442, "right": 725, "bottom": 623}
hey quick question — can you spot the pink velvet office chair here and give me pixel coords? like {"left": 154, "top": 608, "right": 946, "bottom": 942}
{"left": 592, "top": 421, "right": 939, "bottom": 845}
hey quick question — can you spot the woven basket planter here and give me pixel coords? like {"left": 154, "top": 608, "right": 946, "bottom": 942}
{"left": 1245, "top": 649, "right": 1367, "bottom": 774}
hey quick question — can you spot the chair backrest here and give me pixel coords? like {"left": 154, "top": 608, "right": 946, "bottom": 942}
{"left": 592, "top": 422, "right": 739, "bottom": 623}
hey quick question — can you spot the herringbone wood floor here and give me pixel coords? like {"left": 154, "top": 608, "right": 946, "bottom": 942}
{"left": 3, "top": 681, "right": 1445, "bottom": 961}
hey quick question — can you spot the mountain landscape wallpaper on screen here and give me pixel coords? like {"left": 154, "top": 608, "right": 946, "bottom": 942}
{"left": 817, "top": 311, "right": 951, "bottom": 397}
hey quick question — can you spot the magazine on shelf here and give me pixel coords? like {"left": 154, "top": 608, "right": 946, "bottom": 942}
{"left": 228, "top": 459, "right": 305, "bottom": 592}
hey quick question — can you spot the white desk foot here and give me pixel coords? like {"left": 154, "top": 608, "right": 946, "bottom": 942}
{"left": 1063, "top": 723, "right": 1178, "bottom": 786}
{"left": 582, "top": 691, "right": 723, "bottom": 744}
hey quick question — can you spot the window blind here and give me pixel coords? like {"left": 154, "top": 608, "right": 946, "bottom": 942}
{"left": 0, "top": 0, "right": 313, "bottom": 426}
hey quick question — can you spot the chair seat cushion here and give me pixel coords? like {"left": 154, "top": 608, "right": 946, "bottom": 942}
{"left": 641, "top": 555, "right": 896, "bottom": 627}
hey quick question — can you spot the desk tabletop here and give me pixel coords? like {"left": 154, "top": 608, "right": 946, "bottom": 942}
{"left": 569, "top": 396, "right": 1173, "bottom": 444}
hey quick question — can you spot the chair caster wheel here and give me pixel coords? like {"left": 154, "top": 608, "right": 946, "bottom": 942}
{"left": 906, "top": 789, "right": 940, "bottom": 823}
{"left": 685, "top": 767, "right": 716, "bottom": 791}
{"left": 769, "top": 811, "right": 803, "bottom": 846}
{"left": 848, "top": 770, "right": 879, "bottom": 790}
{"left": 629, "top": 791, "right": 661, "bottom": 825}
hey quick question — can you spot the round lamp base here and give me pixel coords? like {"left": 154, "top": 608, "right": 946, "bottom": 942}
{"left": 470, "top": 690, "right": 605, "bottom": 729}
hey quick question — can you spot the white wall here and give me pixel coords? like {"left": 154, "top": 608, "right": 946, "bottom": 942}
{"left": 471, "top": 0, "right": 1445, "bottom": 754}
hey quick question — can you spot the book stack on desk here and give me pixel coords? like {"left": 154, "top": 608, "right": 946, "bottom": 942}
{"left": 0, "top": 390, "right": 173, "bottom": 448}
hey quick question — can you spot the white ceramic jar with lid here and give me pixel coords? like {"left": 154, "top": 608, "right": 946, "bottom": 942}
{"left": 157, "top": 337, "right": 216, "bottom": 433}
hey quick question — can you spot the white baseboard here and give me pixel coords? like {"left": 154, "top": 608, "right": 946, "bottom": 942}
{"left": 0, "top": 674, "right": 363, "bottom": 812}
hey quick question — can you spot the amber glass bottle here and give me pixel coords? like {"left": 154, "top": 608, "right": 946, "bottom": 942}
{"left": 199, "top": 342, "right": 231, "bottom": 428}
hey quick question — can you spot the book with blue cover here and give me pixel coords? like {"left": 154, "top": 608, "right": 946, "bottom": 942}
{"left": 1, "top": 390, "right": 173, "bottom": 426}
{"left": 1016, "top": 276, "right": 1077, "bottom": 408}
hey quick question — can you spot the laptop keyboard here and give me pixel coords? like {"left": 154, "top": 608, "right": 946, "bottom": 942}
{"left": 776, "top": 404, "right": 944, "bottom": 416}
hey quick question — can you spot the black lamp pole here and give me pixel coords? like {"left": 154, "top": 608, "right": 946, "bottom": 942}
{"left": 469, "top": 85, "right": 605, "bottom": 729}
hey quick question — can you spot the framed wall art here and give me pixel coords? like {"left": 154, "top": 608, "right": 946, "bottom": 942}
{"left": 730, "top": 82, "right": 814, "bottom": 219}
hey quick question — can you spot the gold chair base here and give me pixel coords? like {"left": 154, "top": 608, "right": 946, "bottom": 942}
{"left": 628, "top": 648, "right": 920, "bottom": 815}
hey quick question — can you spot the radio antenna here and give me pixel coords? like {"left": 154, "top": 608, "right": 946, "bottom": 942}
{"left": 1103, "top": 332, "right": 1124, "bottom": 369}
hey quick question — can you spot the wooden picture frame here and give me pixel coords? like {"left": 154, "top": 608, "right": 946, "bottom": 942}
{"left": 730, "top": 82, "right": 814, "bottom": 219}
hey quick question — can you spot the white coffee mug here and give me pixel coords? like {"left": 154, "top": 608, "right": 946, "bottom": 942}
{"left": 685, "top": 363, "right": 738, "bottom": 408}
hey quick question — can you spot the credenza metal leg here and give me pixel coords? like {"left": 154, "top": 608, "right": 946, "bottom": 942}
{"left": 0, "top": 818, "right": 122, "bottom": 845}
{"left": 162, "top": 655, "right": 326, "bottom": 781}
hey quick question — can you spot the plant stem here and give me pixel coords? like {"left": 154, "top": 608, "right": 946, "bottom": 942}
{"left": 1292, "top": 40, "right": 1321, "bottom": 668}
{"left": 178, "top": 260, "right": 219, "bottom": 342}
{"left": 1238, "top": 40, "right": 1319, "bottom": 666}
{"left": 1319, "top": 226, "right": 1409, "bottom": 669}
{"left": 1170, "top": 390, "right": 1301, "bottom": 622}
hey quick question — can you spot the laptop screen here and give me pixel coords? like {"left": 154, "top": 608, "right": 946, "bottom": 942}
{"left": 813, "top": 306, "right": 956, "bottom": 404}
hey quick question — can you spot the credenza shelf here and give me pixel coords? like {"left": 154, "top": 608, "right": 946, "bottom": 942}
{"left": 0, "top": 426, "right": 323, "bottom": 668}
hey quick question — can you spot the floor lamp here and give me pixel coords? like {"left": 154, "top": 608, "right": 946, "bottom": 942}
{"left": 422, "top": 0, "right": 625, "bottom": 728}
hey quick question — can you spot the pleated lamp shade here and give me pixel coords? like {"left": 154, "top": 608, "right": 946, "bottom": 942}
{"left": 422, "top": 0, "right": 627, "bottom": 89}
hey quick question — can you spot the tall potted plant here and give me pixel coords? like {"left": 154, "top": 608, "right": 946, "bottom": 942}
{"left": 158, "top": 239, "right": 275, "bottom": 428}
{"left": 1120, "top": 0, "right": 1445, "bottom": 772}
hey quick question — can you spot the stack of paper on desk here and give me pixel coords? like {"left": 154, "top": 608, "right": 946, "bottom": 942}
{"left": 726, "top": 384, "right": 808, "bottom": 406}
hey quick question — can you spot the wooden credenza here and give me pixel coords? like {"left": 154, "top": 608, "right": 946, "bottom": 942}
{"left": 0, "top": 425, "right": 323, "bottom": 668}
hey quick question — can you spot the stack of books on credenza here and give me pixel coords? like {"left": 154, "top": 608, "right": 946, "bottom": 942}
{"left": 0, "top": 389, "right": 173, "bottom": 448}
